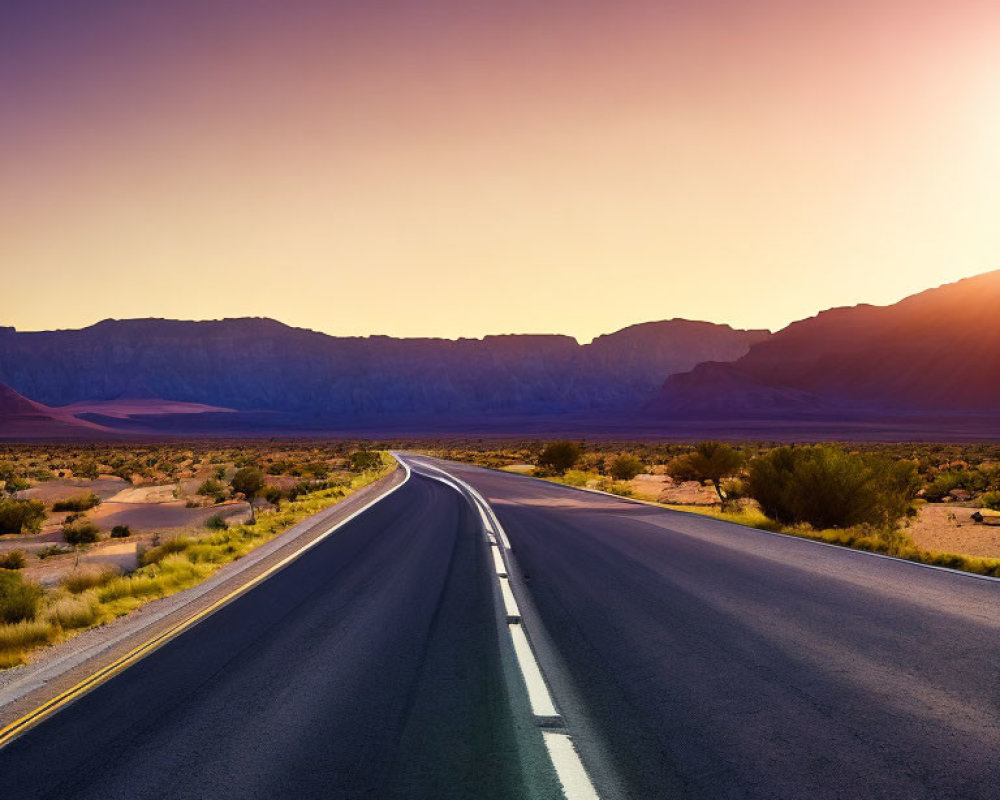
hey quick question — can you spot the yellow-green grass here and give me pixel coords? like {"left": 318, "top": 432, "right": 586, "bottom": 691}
{"left": 663, "top": 503, "right": 1000, "bottom": 578}
{"left": 0, "top": 455, "right": 395, "bottom": 668}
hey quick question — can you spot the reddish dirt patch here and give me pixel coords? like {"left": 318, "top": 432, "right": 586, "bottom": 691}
{"left": 906, "top": 504, "right": 1000, "bottom": 559}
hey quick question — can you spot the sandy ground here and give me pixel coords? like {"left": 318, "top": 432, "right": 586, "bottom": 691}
{"left": 906, "top": 504, "right": 1000, "bottom": 559}
{"left": 629, "top": 474, "right": 718, "bottom": 505}
{"left": 17, "top": 477, "right": 129, "bottom": 503}
{"left": 2, "top": 480, "right": 255, "bottom": 587}
{"left": 107, "top": 484, "right": 178, "bottom": 504}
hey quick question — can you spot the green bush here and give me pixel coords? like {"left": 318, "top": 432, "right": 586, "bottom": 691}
{"left": 609, "top": 455, "right": 645, "bottom": 482}
{"left": 110, "top": 524, "right": 132, "bottom": 538}
{"left": 0, "top": 571, "right": 43, "bottom": 623}
{"left": 196, "top": 479, "right": 227, "bottom": 502}
{"left": 747, "top": 446, "right": 917, "bottom": 529}
{"left": 75, "top": 460, "right": 100, "bottom": 480}
{"left": 0, "top": 499, "right": 46, "bottom": 535}
{"left": 205, "top": 514, "right": 229, "bottom": 531}
{"left": 561, "top": 470, "right": 591, "bottom": 487}
{"left": 52, "top": 492, "right": 101, "bottom": 512}
{"left": 62, "top": 518, "right": 101, "bottom": 545}
{"left": 923, "top": 471, "right": 964, "bottom": 502}
{"left": 537, "top": 441, "right": 582, "bottom": 475}
{"left": 0, "top": 551, "right": 27, "bottom": 570}
{"left": 980, "top": 491, "right": 1000, "bottom": 511}
{"left": 348, "top": 450, "right": 383, "bottom": 472}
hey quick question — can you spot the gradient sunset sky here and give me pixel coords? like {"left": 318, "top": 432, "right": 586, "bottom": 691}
{"left": 2, "top": 0, "right": 999, "bottom": 341}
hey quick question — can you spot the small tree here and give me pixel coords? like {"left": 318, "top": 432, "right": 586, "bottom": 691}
{"left": 231, "top": 467, "right": 266, "bottom": 523}
{"left": 610, "top": 454, "right": 645, "bottom": 482}
{"left": 537, "top": 441, "right": 582, "bottom": 475}
{"left": 667, "top": 441, "right": 743, "bottom": 509}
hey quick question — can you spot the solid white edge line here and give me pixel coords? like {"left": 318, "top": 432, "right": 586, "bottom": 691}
{"left": 543, "top": 731, "right": 602, "bottom": 800}
{"left": 509, "top": 623, "right": 559, "bottom": 718}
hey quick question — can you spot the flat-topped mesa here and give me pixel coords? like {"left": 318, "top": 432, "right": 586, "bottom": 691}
{"left": 0, "top": 317, "right": 767, "bottom": 417}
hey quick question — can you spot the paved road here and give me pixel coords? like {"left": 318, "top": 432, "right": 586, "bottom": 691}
{"left": 5, "top": 457, "right": 999, "bottom": 800}
{"left": 429, "top": 458, "right": 1000, "bottom": 800}
{"left": 0, "top": 471, "right": 557, "bottom": 800}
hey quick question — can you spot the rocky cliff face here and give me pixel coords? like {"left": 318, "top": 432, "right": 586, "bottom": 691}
{"left": 647, "top": 271, "right": 1000, "bottom": 418}
{"left": 0, "top": 318, "right": 767, "bottom": 418}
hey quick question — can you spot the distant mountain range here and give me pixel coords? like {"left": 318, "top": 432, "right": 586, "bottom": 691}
{"left": 0, "top": 318, "right": 766, "bottom": 435}
{"left": 647, "top": 270, "right": 1000, "bottom": 419}
{"left": 1, "top": 270, "right": 998, "bottom": 439}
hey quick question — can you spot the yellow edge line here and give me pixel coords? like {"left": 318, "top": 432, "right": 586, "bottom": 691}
{"left": 0, "top": 460, "right": 410, "bottom": 749}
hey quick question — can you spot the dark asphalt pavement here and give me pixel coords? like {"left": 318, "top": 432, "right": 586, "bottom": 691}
{"left": 0, "top": 472, "right": 553, "bottom": 800}
{"left": 5, "top": 457, "right": 999, "bottom": 800}
{"left": 435, "top": 459, "right": 1000, "bottom": 800}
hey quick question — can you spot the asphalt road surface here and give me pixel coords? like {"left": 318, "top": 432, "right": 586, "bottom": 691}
{"left": 0, "top": 471, "right": 558, "bottom": 800}
{"left": 3, "top": 457, "right": 999, "bottom": 800}
{"left": 431, "top": 458, "right": 1000, "bottom": 800}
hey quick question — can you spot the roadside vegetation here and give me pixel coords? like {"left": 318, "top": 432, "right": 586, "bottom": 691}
{"left": 0, "top": 445, "right": 395, "bottom": 668}
{"left": 430, "top": 439, "right": 1000, "bottom": 579}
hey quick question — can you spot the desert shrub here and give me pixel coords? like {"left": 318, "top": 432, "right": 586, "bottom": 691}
{"left": 0, "top": 499, "right": 47, "bottom": 535}
{"left": 205, "top": 513, "right": 229, "bottom": 531}
{"left": 0, "top": 571, "right": 43, "bottom": 623}
{"left": 0, "top": 550, "right": 27, "bottom": 570}
{"left": 62, "top": 564, "right": 120, "bottom": 594}
{"left": 196, "top": 479, "right": 227, "bottom": 502}
{"left": 110, "top": 524, "right": 132, "bottom": 538}
{"left": 923, "top": 472, "right": 964, "bottom": 502}
{"left": 537, "top": 441, "right": 582, "bottom": 475}
{"left": 0, "top": 619, "right": 57, "bottom": 653}
{"left": 561, "top": 470, "right": 591, "bottom": 487}
{"left": 602, "top": 481, "right": 633, "bottom": 497}
{"left": 36, "top": 544, "right": 71, "bottom": 559}
{"left": 139, "top": 536, "right": 192, "bottom": 566}
{"left": 52, "top": 492, "right": 101, "bottom": 512}
{"left": 4, "top": 476, "right": 30, "bottom": 494}
{"left": 747, "top": 446, "right": 917, "bottom": 529}
{"left": 62, "top": 518, "right": 101, "bottom": 545}
{"left": 75, "top": 460, "right": 100, "bottom": 480}
{"left": 301, "top": 462, "right": 331, "bottom": 479}
{"left": 47, "top": 595, "right": 99, "bottom": 629}
{"left": 98, "top": 573, "right": 166, "bottom": 603}
{"left": 609, "top": 454, "right": 645, "bottom": 482}
{"left": 979, "top": 491, "right": 1000, "bottom": 511}
{"left": 348, "top": 450, "right": 383, "bottom": 472}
